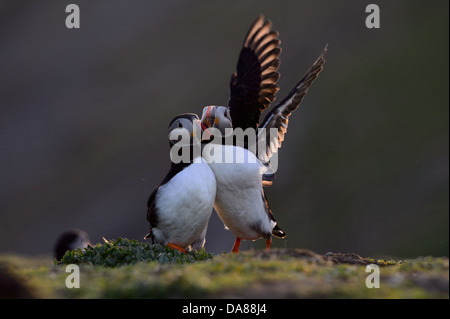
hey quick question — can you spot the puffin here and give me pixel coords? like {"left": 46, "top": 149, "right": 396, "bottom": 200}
{"left": 200, "top": 15, "right": 327, "bottom": 253}
{"left": 144, "top": 113, "right": 216, "bottom": 253}
{"left": 54, "top": 229, "right": 90, "bottom": 260}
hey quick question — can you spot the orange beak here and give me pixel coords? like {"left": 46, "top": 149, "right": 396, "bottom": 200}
{"left": 200, "top": 106, "right": 215, "bottom": 140}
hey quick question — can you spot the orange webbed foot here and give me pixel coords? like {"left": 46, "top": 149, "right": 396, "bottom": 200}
{"left": 167, "top": 242, "right": 187, "bottom": 253}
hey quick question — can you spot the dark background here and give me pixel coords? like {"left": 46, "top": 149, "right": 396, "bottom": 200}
{"left": 0, "top": 0, "right": 448, "bottom": 258}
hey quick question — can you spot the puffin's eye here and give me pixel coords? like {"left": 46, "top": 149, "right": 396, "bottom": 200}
{"left": 224, "top": 110, "right": 228, "bottom": 118}
{"left": 178, "top": 122, "right": 183, "bottom": 128}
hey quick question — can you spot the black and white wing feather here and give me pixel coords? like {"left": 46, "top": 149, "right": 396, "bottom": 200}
{"left": 258, "top": 45, "right": 327, "bottom": 163}
{"left": 228, "top": 14, "right": 281, "bottom": 130}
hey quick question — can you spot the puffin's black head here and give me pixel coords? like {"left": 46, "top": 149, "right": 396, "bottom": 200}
{"left": 168, "top": 113, "right": 201, "bottom": 146}
{"left": 54, "top": 229, "right": 90, "bottom": 261}
{"left": 201, "top": 106, "right": 232, "bottom": 133}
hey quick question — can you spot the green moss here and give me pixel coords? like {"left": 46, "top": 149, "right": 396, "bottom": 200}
{"left": 365, "top": 258, "right": 399, "bottom": 266}
{"left": 58, "top": 237, "right": 214, "bottom": 267}
{"left": 1, "top": 248, "right": 448, "bottom": 299}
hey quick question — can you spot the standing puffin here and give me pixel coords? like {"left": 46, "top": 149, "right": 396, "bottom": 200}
{"left": 201, "top": 15, "right": 326, "bottom": 253}
{"left": 144, "top": 114, "right": 216, "bottom": 253}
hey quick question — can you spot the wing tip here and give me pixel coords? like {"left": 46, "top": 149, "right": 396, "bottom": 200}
{"left": 243, "top": 14, "right": 266, "bottom": 46}
{"left": 315, "top": 43, "right": 328, "bottom": 64}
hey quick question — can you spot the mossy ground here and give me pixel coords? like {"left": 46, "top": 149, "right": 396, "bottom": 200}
{"left": 1, "top": 240, "right": 448, "bottom": 299}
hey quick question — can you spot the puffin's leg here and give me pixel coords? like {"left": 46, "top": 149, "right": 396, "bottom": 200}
{"left": 266, "top": 237, "right": 272, "bottom": 251}
{"left": 231, "top": 237, "right": 241, "bottom": 253}
{"left": 167, "top": 242, "right": 187, "bottom": 253}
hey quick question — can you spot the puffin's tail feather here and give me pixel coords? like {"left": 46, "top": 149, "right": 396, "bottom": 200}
{"left": 272, "top": 224, "right": 286, "bottom": 238}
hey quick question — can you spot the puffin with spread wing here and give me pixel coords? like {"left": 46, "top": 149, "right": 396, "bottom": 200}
{"left": 201, "top": 15, "right": 326, "bottom": 253}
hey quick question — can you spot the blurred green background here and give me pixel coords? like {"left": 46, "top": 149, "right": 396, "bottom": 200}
{"left": 0, "top": 0, "right": 448, "bottom": 258}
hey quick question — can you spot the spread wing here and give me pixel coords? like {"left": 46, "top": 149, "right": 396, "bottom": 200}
{"left": 258, "top": 45, "right": 327, "bottom": 164}
{"left": 228, "top": 14, "right": 281, "bottom": 130}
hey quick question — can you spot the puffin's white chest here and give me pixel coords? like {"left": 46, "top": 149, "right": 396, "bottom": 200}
{"left": 154, "top": 157, "right": 216, "bottom": 246}
{"left": 203, "top": 145, "right": 274, "bottom": 240}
